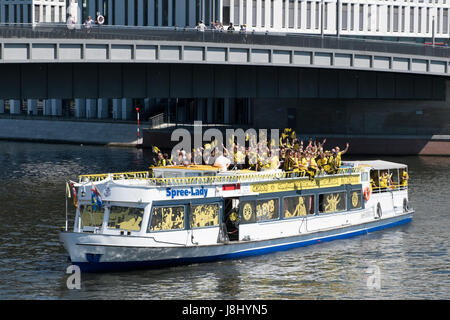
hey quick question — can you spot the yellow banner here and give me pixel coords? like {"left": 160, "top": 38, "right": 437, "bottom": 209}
{"left": 250, "top": 175, "right": 360, "bottom": 194}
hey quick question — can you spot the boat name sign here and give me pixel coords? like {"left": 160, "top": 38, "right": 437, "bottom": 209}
{"left": 166, "top": 186, "right": 208, "bottom": 199}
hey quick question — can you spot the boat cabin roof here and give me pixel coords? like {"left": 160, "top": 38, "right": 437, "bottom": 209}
{"left": 344, "top": 160, "right": 407, "bottom": 170}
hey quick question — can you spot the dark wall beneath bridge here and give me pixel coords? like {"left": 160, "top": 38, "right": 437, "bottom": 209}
{"left": 0, "top": 63, "right": 446, "bottom": 100}
{"left": 253, "top": 79, "right": 450, "bottom": 135}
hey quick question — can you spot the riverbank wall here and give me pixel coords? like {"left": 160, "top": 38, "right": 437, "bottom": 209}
{"left": 0, "top": 118, "right": 140, "bottom": 146}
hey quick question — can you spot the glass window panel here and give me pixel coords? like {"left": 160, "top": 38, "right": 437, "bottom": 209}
{"left": 349, "top": 190, "right": 362, "bottom": 210}
{"left": 283, "top": 195, "right": 315, "bottom": 218}
{"left": 256, "top": 198, "right": 279, "bottom": 221}
{"left": 319, "top": 192, "right": 347, "bottom": 213}
{"left": 149, "top": 206, "right": 184, "bottom": 231}
{"left": 80, "top": 205, "right": 105, "bottom": 228}
{"left": 108, "top": 206, "right": 144, "bottom": 231}
{"left": 240, "top": 200, "right": 256, "bottom": 224}
{"left": 190, "top": 203, "right": 220, "bottom": 228}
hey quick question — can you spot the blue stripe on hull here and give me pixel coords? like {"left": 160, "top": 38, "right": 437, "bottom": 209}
{"left": 74, "top": 215, "right": 412, "bottom": 273}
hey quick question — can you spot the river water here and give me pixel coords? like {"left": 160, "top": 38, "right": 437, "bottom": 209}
{"left": 0, "top": 141, "right": 448, "bottom": 300}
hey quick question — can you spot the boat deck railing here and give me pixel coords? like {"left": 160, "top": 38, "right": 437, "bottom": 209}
{"left": 78, "top": 167, "right": 363, "bottom": 186}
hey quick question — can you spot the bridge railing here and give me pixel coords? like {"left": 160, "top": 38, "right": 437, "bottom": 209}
{"left": 0, "top": 23, "right": 448, "bottom": 58}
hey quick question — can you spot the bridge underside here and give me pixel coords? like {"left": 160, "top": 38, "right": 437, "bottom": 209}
{"left": 0, "top": 63, "right": 446, "bottom": 100}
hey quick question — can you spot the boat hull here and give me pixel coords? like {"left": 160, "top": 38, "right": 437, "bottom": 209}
{"left": 60, "top": 211, "right": 413, "bottom": 273}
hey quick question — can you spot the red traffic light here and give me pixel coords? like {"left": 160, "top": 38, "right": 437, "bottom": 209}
{"left": 135, "top": 107, "right": 140, "bottom": 112}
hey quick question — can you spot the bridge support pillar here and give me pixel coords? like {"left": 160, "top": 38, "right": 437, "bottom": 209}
{"left": 51, "top": 99, "right": 62, "bottom": 116}
{"left": 10, "top": 99, "right": 22, "bottom": 115}
{"left": 112, "top": 99, "right": 122, "bottom": 120}
{"left": 86, "top": 99, "right": 97, "bottom": 119}
{"left": 0, "top": 100, "right": 4, "bottom": 114}
{"left": 122, "top": 98, "right": 132, "bottom": 120}
{"left": 97, "top": 98, "right": 109, "bottom": 119}
{"left": 27, "top": 99, "right": 38, "bottom": 116}
{"left": 75, "top": 98, "right": 86, "bottom": 118}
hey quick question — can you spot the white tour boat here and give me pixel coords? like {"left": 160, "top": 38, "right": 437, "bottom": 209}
{"left": 60, "top": 160, "right": 413, "bottom": 272}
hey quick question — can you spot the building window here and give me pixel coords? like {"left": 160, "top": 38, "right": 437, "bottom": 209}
{"left": 261, "top": 0, "right": 265, "bottom": 27}
{"left": 315, "top": 0, "right": 319, "bottom": 29}
{"left": 350, "top": 3, "right": 354, "bottom": 31}
{"left": 288, "top": 0, "right": 294, "bottom": 28}
{"left": 376, "top": 4, "right": 380, "bottom": 32}
{"left": 443, "top": 8, "right": 449, "bottom": 34}
{"left": 393, "top": 6, "right": 399, "bottom": 32}
{"left": 252, "top": 0, "right": 257, "bottom": 27}
{"left": 154, "top": 0, "right": 159, "bottom": 26}
{"left": 34, "top": 5, "right": 39, "bottom": 23}
{"left": 359, "top": 4, "right": 364, "bottom": 31}
{"left": 426, "top": 7, "right": 429, "bottom": 33}
{"left": 324, "top": 1, "right": 328, "bottom": 30}
{"left": 243, "top": 0, "right": 247, "bottom": 25}
{"left": 186, "top": 0, "right": 191, "bottom": 25}
{"left": 418, "top": 7, "right": 422, "bottom": 33}
{"left": 410, "top": 7, "right": 415, "bottom": 33}
{"left": 306, "top": 1, "right": 311, "bottom": 29}
{"left": 234, "top": 0, "right": 239, "bottom": 25}
{"left": 51, "top": 5, "right": 55, "bottom": 22}
{"left": 367, "top": 4, "right": 371, "bottom": 32}
{"left": 270, "top": 0, "right": 274, "bottom": 27}
{"left": 162, "top": 0, "right": 168, "bottom": 26}
{"left": 297, "top": 0, "right": 301, "bottom": 29}
{"left": 342, "top": 3, "right": 348, "bottom": 31}
{"left": 437, "top": 8, "right": 441, "bottom": 33}
{"left": 387, "top": 5, "right": 391, "bottom": 32}
{"left": 282, "top": 0, "right": 286, "bottom": 28}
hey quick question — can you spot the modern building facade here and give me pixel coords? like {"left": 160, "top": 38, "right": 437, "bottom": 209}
{"left": 69, "top": 0, "right": 449, "bottom": 41}
{"left": 1, "top": 1, "right": 448, "bottom": 41}
{"left": 0, "top": 0, "right": 67, "bottom": 23}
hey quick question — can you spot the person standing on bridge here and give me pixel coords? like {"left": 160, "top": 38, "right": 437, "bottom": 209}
{"left": 84, "top": 16, "right": 96, "bottom": 33}
{"left": 66, "top": 14, "right": 75, "bottom": 33}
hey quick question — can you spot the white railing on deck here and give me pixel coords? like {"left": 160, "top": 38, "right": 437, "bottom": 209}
{"left": 78, "top": 167, "right": 362, "bottom": 186}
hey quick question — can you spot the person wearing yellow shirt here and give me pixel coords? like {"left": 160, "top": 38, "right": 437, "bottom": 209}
{"left": 306, "top": 155, "right": 319, "bottom": 181}
{"left": 284, "top": 150, "right": 296, "bottom": 175}
{"left": 334, "top": 142, "right": 350, "bottom": 169}
{"left": 379, "top": 172, "right": 389, "bottom": 189}
{"left": 316, "top": 152, "right": 328, "bottom": 175}
{"left": 400, "top": 169, "right": 409, "bottom": 187}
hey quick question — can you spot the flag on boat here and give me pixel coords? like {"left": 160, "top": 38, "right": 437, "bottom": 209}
{"left": 66, "top": 180, "right": 78, "bottom": 208}
{"left": 91, "top": 183, "right": 103, "bottom": 211}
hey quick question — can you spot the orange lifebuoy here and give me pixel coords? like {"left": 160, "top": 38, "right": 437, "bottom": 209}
{"left": 364, "top": 187, "right": 371, "bottom": 201}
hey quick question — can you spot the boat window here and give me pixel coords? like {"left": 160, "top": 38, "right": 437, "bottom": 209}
{"left": 79, "top": 205, "right": 105, "bottom": 228}
{"left": 390, "top": 169, "right": 400, "bottom": 188}
{"left": 107, "top": 206, "right": 144, "bottom": 231}
{"left": 361, "top": 172, "right": 369, "bottom": 182}
{"left": 318, "top": 191, "right": 347, "bottom": 213}
{"left": 255, "top": 198, "right": 280, "bottom": 221}
{"left": 349, "top": 190, "right": 362, "bottom": 210}
{"left": 164, "top": 172, "right": 183, "bottom": 178}
{"left": 239, "top": 200, "right": 256, "bottom": 224}
{"left": 148, "top": 205, "right": 185, "bottom": 232}
{"left": 185, "top": 172, "right": 201, "bottom": 177}
{"left": 203, "top": 172, "right": 215, "bottom": 176}
{"left": 283, "top": 195, "right": 315, "bottom": 218}
{"left": 190, "top": 203, "right": 220, "bottom": 228}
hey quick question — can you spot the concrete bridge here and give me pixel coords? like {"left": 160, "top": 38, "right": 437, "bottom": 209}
{"left": 0, "top": 25, "right": 449, "bottom": 153}
{"left": 0, "top": 24, "right": 448, "bottom": 101}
